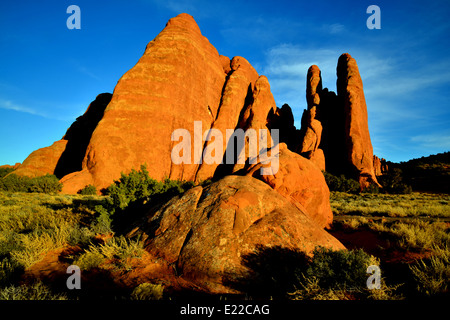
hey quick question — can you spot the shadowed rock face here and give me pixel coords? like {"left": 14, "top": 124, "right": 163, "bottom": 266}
{"left": 127, "top": 175, "right": 344, "bottom": 294}
{"left": 11, "top": 93, "right": 111, "bottom": 180}
{"left": 54, "top": 93, "right": 112, "bottom": 178}
{"left": 10, "top": 140, "right": 68, "bottom": 178}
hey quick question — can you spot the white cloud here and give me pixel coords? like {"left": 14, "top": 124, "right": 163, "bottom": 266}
{"left": 0, "top": 99, "right": 75, "bottom": 121}
{"left": 78, "top": 66, "right": 101, "bottom": 81}
{"left": 0, "top": 99, "right": 48, "bottom": 118}
{"left": 324, "top": 23, "right": 346, "bottom": 35}
{"left": 411, "top": 133, "right": 450, "bottom": 150}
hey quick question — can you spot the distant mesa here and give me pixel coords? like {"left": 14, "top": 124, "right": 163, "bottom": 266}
{"left": 4, "top": 13, "right": 388, "bottom": 293}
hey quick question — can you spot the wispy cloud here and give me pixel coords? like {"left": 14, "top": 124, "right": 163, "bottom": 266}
{"left": 0, "top": 99, "right": 73, "bottom": 121}
{"left": 260, "top": 41, "right": 450, "bottom": 161}
{"left": 78, "top": 66, "right": 101, "bottom": 81}
{"left": 322, "top": 23, "right": 346, "bottom": 35}
{"left": 411, "top": 133, "right": 450, "bottom": 150}
{"left": 0, "top": 99, "right": 49, "bottom": 118}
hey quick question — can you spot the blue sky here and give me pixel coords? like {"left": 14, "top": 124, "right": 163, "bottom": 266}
{"left": 0, "top": 0, "right": 449, "bottom": 165}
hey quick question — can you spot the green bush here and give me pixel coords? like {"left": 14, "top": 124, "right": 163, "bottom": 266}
{"left": 410, "top": 245, "right": 450, "bottom": 296}
{"left": 131, "top": 283, "right": 164, "bottom": 300}
{"left": 287, "top": 247, "right": 400, "bottom": 300}
{"left": 0, "top": 281, "right": 67, "bottom": 300}
{"left": 323, "top": 171, "right": 360, "bottom": 193}
{"left": 78, "top": 184, "right": 97, "bottom": 195}
{"left": 103, "top": 164, "right": 195, "bottom": 217}
{"left": 0, "top": 174, "right": 62, "bottom": 193}
{"left": 74, "top": 236, "right": 144, "bottom": 271}
{"left": 0, "top": 167, "right": 15, "bottom": 179}
{"left": 304, "top": 247, "right": 376, "bottom": 290}
{"left": 378, "top": 168, "right": 412, "bottom": 194}
{"left": 28, "top": 175, "right": 63, "bottom": 193}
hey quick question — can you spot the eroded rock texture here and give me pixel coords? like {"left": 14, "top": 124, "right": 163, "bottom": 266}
{"left": 127, "top": 175, "right": 344, "bottom": 294}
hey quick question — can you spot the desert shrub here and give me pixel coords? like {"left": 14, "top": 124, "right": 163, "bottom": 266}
{"left": 361, "top": 184, "right": 380, "bottom": 194}
{"left": 0, "top": 258, "right": 22, "bottom": 286}
{"left": 0, "top": 174, "right": 29, "bottom": 192}
{"left": 74, "top": 236, "right": 144, "bottom": 271}
{"left": 387, "top": 220, "right": 449, "bottom": 250}
{"left": 28, "top": 175, "right": 63, "bottom": 193}
{"left": 67, "top": 226, "right": 96, "bottom": 247}
{"left": 0, "top": 174, "right": 62, "bottom": 193}
{"left": 0, "top": 167, "right": 15, "bottom": 179}
{"left": 78, "top": 184, "right": 97, "bottom": 195}
{"left": 323, "top": 172, "right": 360, "bottom": 193}
{"left": 288, "top": 247, "right": 401, "bottom": 300}
{"left": 73, "top": 250, "right": 105, "bottom": 271}
{"left": 105, "top": 164, "right": 194, "bottom": 210}
{"left": 410, "top": 245, "right": 450, "bottom": 296}
{"left": 99, "top": 164, "right": 195, "bottom": 229}
{"left": 131, "top": 283, "right": 164, "bottom": 300}
{"left": 304, "top": 247, "right": 377, "bottom": 290}
{"left": 91, "top": 205, "right": 113, "bottom": 234}
{"left": 378, "top": 168, "right": 412, "bottom": 194}
{"left": 0, "top": 281, "right": 67, "bottom": 300}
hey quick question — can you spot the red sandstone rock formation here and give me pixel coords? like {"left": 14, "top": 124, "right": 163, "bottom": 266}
{"left": 373, "top": 155, "right": 388, "bottom": 176}
{"left": 297, "top": 55, "right": 380, "bottom": 189}
{"left": 296, "top": 65, "right": 326, "bottom": 171}
{"left": 195, "top": 56, "right": 259, "bottom": 183}
{"left": 127, "top": 175, "right": 344, "bottom": 294}
{"left": 11, "top": 93, "right": 111, "bottom": 180}
{"left": 62, "top": 14, "right": 228, "bottom": 193}
{"left": 337, "top": 53, "right": 380, "bottom": 189}
{"left": 9, "top": 14, "right": 348, "bottom": 293}
{"left": 246, "top": 143, "right": 333, "bottom": 228}
{"left": 11, "top": 140, "right": 68, "bottom": 178}
{"left": 0, "top": 163, "right": 21, "bottom": 171}
{"left": 306, "top": 65, "right": 322, "bottom": 108}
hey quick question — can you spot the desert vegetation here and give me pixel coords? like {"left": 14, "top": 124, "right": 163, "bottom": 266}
{"left": 330, "top": 191, "right": 449, "bottom": 298}
{"left": 0, "top": 174, "right": 62, "bottom": 194}
{"left": 0, "top": 163, "right": 448, "bottom": 300}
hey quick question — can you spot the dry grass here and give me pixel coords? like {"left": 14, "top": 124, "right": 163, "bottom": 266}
{"left": 330, "top": 191, "right": 450, "bottom": 297}
{"left": 331, "top": 192, "right": 449, "bottom": 218}
{"left": 0, "top": 191, "right": 106, "bottom": 281}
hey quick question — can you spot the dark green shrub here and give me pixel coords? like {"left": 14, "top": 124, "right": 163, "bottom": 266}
{"left": 78, "top": 184, "right": 97, "bottom": 195}
{"left": 28, "top": 175, "right": 62, "bottom": 193}
{"left": 100, "top": 164, "right": 195, "bottom": 229}
{"left": 0, "top": 174, "right": 62, "bottom": 193}
{"left": 323, "top": 171, "right": 360, "bottom": 193}
{"left": 0, "top": 167, "right": 15, "bottom": 179}
{"left": 92, "top": 205, "right": 113, "bottom": 233}
{"left": 361, "top": 184, "right": 380, "bottom": 194}
{"left": 304, "top": 247, "right": 376, "bottom": 290}
{"left": 104, "top": 164, "right": 194, "bottom": 212}
{"left": 0, "top": 174, "right": 29, "bottom": 192}
{"left": 378, "top": 168, "right": 412, "bottom": 194}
